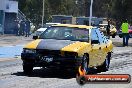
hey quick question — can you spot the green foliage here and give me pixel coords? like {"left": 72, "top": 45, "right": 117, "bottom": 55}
{"left": 18, "top": 0, "right": 132, "bottom": 25}
{"left": 112, "top": 0, "right": 132, "bottom": 23}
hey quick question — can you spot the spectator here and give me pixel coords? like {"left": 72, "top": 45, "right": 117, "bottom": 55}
{"left": 121, "top": 19, "right": 129, "bottom": 46}
{"left": 20, "top": 20, "right": 25, "bottom": 36}
{"left": 116, "top": 20, "right": 121, "bottom": 31}
{"left": 14, "top": 19, "right": 19, "bottom": 36}
{"left": 106, "top": 20, "right": 110, "bottom": 39}
{"left": 25, "top": 20, "right": 30, "bottom": 37}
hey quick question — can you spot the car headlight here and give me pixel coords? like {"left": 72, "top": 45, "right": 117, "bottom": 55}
{"left": 22, "top": 49, "right": 36, "bottom": 53}
{"left": 64, "top": 51, "right": 78, "bottom": 58}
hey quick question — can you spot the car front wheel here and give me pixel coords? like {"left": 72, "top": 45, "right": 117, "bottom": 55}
{"left": 97, "top": 52, "right": 111, "bottom": 72}
{"left": 81, "top": 54, "right": 89, "bottom": 74}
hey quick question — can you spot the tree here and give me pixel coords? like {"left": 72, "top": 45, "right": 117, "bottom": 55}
{"left": 18, "top": 0, "right": 132, "bottom": 26}
{"left": 112, "top": 0, "right": 132, "bottom": 23}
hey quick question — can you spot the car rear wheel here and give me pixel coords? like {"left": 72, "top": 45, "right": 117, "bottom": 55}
{"left": 23, "top": 63, "right": 33, "bottom": 74}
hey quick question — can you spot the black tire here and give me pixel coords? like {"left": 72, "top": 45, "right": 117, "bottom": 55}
{"left": 23, "top": 63, "right": 33, "bottom": 74}
{"left": 119, "top": 35, "right": 122, "bottom": 38}
{"left": 81, "top": 54, "right": 89, "bottom": 74}
{"left": 129, "top": 34, "right": 132, "bottom": 38}
{"left": 97, "top": 52, "right": 111, "bottom": 72}
{"left": 112, "top": 33, "right": 116, "bottom": 38}
{"left": 105, "top": 52, "right": 111, "bottom": 69}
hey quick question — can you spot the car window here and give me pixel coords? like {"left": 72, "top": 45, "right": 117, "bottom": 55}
{"left": 104, "top": 36, "right": 109, "bottom": 43}
{"left": 102, "top": 31, "right": 109, "bottom": 44}
{"left": 73, "top": 28, "right": 89, "bottom": 41}
{"left": 91, "top": 29, "right": 99, "bottom": 41}
{"left": 96, "top": 30, "right": 108, "bottom": 44}
{"left": 96, "top": 29, "right": 104, "bottom": 44}
{"left": 93, "top": 28, "right": 109, "bottom": 44}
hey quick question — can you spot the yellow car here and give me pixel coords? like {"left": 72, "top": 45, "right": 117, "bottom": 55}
{"left": 99, "top": 24, "right": 117, "bottom": 38}
{"left": 21, "top": 24, "right": 113, "bottom": 74}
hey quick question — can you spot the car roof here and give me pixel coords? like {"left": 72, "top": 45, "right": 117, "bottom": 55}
{"left": 52, "top": 24, "right": 93, "bottom": 29}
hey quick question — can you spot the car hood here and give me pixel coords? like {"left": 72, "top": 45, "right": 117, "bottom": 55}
{"left": 24, "top": 39, "right": 90, "bottom": 52}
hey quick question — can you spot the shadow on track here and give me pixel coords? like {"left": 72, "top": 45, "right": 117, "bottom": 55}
{"left": 12, "top": 67, "right": 101, "bottom": 79}
{"left": 11, "top": 68, "right": 77, "bottom": 79}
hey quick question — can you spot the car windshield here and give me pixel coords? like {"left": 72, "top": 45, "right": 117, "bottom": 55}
{"left": 39, "top": 26, "right": 89, "bottom": 42}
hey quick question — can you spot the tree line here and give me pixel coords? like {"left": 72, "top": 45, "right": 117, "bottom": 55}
{"left": 18, "top": 0, "right": 132, "bottom": 26}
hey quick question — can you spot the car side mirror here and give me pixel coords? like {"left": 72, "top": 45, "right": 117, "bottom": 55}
{"left": 33, "top": 36, "right": 38, "bottom": 40}
{"left": 91, "top": 40, "right": 99, "bottom": 44}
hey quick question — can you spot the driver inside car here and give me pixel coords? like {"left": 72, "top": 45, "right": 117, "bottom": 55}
{"left": 64, "top": 30, "right": 75, "bottom": 40}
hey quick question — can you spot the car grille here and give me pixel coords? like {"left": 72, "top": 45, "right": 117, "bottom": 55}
{"left": 36, "top": 49, "right": 61, "bottom": 57}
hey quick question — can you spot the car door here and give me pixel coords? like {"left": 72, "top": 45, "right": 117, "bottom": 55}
{"left": 96, "top": 29, "right": 108, "bottom": 65}
{"left": 89, "top": 29, "right": 103, "bottom": 67}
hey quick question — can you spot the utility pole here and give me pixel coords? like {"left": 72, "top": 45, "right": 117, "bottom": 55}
{"left": 42, "top": 0, "right": 45, "bottom": 27}
{"left": 89, "top": 0, "right": 93, "bottom": 26}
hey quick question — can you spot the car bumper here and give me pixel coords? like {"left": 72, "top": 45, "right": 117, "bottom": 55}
{"left": 21, "top": 53, "right": 82, "bottom": 68}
